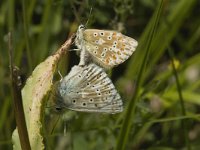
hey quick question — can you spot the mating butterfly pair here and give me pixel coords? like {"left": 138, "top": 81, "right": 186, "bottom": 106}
{"left": 55, "top": 25, "right": 138, "bottom": 114}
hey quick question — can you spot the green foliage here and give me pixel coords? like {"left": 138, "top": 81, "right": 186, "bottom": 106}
{"left": 0, "top": 0, "right": 200, "bottom": 149}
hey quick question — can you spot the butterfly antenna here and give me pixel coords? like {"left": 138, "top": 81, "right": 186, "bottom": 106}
{"left": 49, "top": 87, "right": 57, "bottom": 98}
{"left": 50, "top": 115, "right": 61, "bottom": 134}
{"left": 64, "top": 120, "right": 67, "bottom": 136}
{"left": 85, "top": 7, "right": 93, "bottom": 27}
{"left": 58, "top": 70, "right": 63, "bottom": 80}
{"left": 48, "top": 84, "right": 63, "bottom": 101}
{"left": 46, "top": 104, "right": 56, "bottom": 109}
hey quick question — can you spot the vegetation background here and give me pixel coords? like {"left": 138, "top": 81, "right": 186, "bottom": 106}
{"left": 0, "top": 0, "right": 200, "bottom": 149}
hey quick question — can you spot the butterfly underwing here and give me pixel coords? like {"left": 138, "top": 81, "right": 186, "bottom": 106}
{"left": 55, "top": 63, "right": 123, "bottom": 114}
{"left": 75, "top": 25, "right": 138, "bottom": 69}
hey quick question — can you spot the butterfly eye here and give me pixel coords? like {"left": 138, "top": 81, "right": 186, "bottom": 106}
{"left": 79, "top": 25, "right": 85, "bottom": 29}
{"left": 55, "top": 107, "right": 62, "bottom": 111}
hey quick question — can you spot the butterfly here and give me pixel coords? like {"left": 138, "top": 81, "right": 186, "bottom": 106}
{"left": 75, "top": 25, "right": 138, "bottom": 68}
{"left": 55, "top": 63, "right": 123, "bottom": 114}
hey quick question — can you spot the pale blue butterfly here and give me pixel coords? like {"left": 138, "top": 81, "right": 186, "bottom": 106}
{"left": 55, "top": 63, "right": 123, "bottom": 114}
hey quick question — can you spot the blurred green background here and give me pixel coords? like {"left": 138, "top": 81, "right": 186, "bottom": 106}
{"left": 1, "top": 0, "right": 200, "bottom": 149}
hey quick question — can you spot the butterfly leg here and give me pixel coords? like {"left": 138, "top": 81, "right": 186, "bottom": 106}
{"left": 68, "top": 49, "right": 80, "bottom": 51}
{"left": 78, "top": 47, "right": 86, "bottom": 66}
{"left": 58, "top": 70, "right": 63, "bottom": 81}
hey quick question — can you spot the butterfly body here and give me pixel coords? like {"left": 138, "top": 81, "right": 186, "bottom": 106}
{"left": 75, "top": 25, "right": 138, "bottom": 68}
{"left": 56, "top": 63, "right": 123, "bottom": 114}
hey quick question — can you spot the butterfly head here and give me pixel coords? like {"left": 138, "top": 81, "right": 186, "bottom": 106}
{"left": 56, "top": 77, "right": 83, "bottom": 110}
{"left": 77, "top": 24, "right": 85, "bottom": 34}
{"left": 49, "top": 81, "right": 66, "bottom": 112}
{"left": 75, "top": 24, "right": 86, "bottom": 48}
{"left": 79, "top": 24, "right": 85, "bottom": 30}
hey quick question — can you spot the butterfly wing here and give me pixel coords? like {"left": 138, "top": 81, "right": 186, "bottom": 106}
{"left": 57, "top": 64, "right": 123, "bottom": 114}
{"left": 83, "top": 29, "right": 138, "bottom": 68}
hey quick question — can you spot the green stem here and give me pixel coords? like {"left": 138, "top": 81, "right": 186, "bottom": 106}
{"left": 167, "top": 47, "right": 191, "bottom": 150}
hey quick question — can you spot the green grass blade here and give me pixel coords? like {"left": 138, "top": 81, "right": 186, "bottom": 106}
{"left": 115, "top": 1, "right": 164, "bottom": 150}
{"left": 125, "top": 0, "right": 197, "bottom": 80}
{"left": 168, "top": 46, "right": 190, "bottom": 149}
{"left": 22, "top": 0, "right": 33, "bottom": 72}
